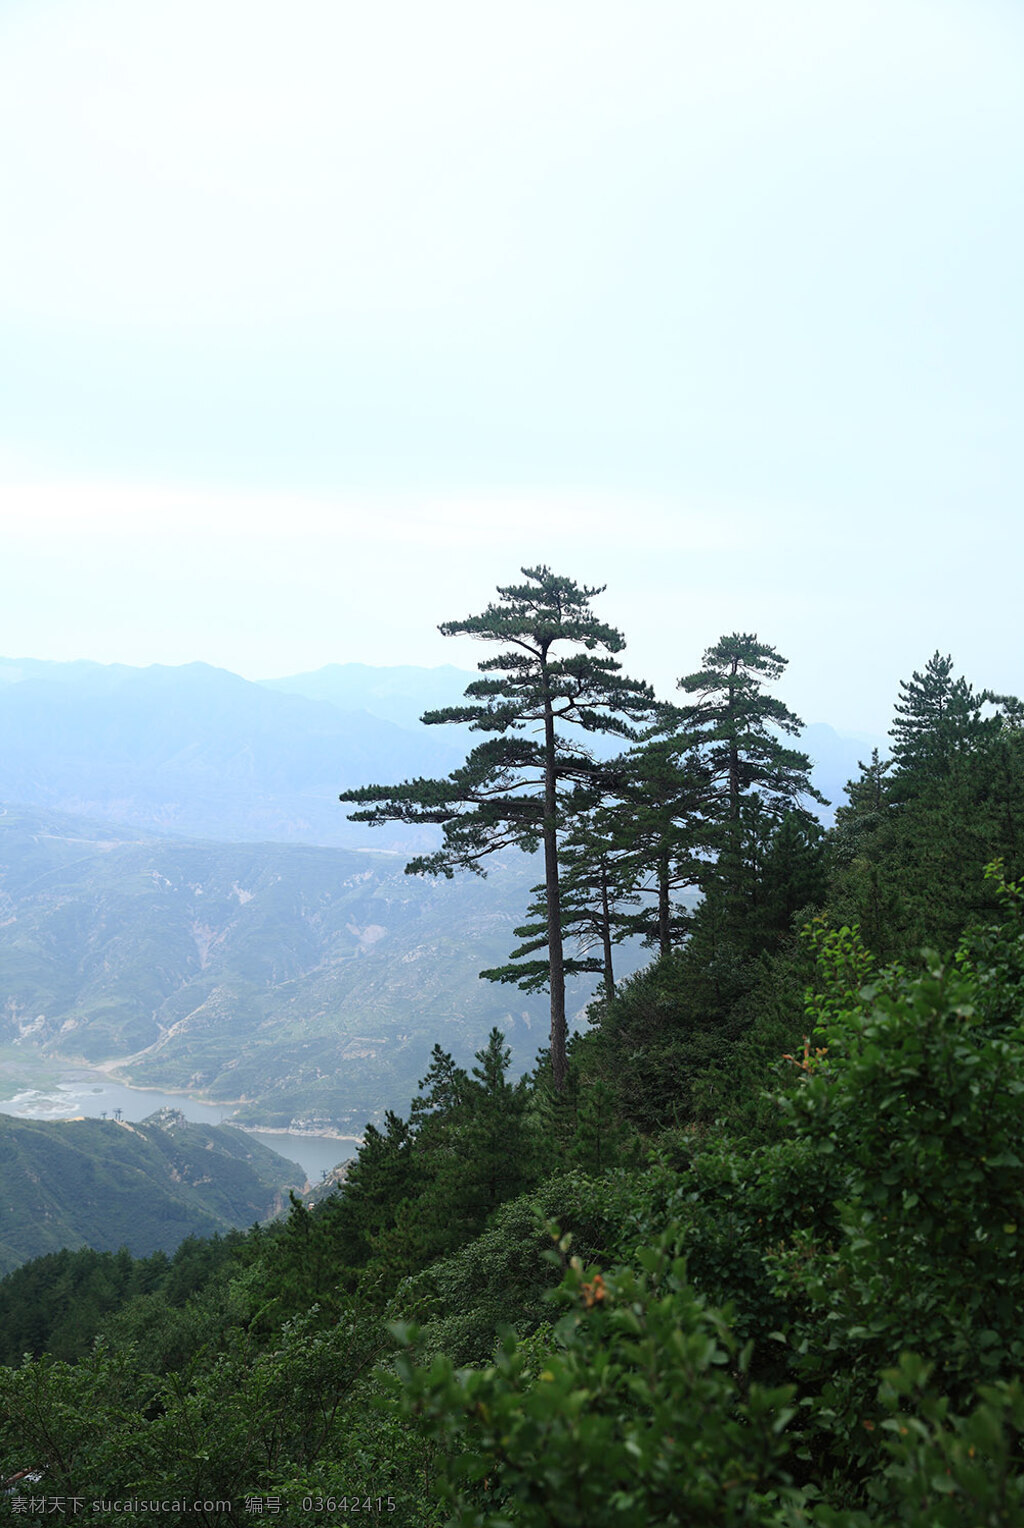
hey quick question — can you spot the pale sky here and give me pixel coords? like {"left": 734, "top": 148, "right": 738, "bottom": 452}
{"left": 1, "top": 0, "right": 1022, "bottom": 734}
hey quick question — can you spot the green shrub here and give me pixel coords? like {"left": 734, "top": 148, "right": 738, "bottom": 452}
{"left": 774, "top": 907, "right": 1024, "bottom": 1486}
{"left": 389, "top": 1234, "right": 808, "bottom": 1527}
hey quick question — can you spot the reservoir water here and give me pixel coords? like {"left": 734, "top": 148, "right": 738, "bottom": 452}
{"left": 0, "top": 1061, "right": 357, "bottom": 1185}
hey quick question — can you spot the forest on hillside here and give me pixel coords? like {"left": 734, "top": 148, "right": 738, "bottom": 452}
{"left": 3, "top": 569, "right": 1024, "bottom": 1524}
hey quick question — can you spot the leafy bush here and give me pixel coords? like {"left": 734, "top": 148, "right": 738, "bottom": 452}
{"left": 390, "top": 1234, "right": 807, "bottom": 1527}
{"left": 772, "top": 900, "right": 1024, "bottom": 1489}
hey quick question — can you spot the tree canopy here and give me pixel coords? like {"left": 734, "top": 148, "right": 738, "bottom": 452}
{"left": 340, "top": 565, "right": 658, "bottom": 1090}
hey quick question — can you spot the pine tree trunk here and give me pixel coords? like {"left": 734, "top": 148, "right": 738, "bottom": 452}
{"left": 658, "top": 852, "right": 671, "bottom": 958}
{"left": 728, "top": 663, "right": 741, "bottom": 822}
{"left": 599, "top": 857, "right": 615, "bottom": 999}
{"left": 541, "top": 661, "right": 568, "bottom": 1092}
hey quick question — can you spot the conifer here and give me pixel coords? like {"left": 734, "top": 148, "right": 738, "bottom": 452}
{"left": 890, "top": 650, "right": 989, "bottom": 786}
{"left": 676, "top": 633, "right": 825, "bottom": 928}
{"left": 340, "top": 566, "right": 657, "bottom": 1090}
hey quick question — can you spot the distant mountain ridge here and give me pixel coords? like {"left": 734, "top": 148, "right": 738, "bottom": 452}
{"left": 0, "top": 1107, "right": 304, "bottom": 1275}
{"left": 0, "top": 656, "right": 880, "bottom": 844}
{"left": 259, "top": 661, "right": 476, "bottom": 730}
{"left": 0, "top": 657, "right": 468, "bottom": 849}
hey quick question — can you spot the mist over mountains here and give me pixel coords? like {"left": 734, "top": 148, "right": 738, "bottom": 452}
{"left": 0, "top": 656, "right": 876, "bottom": 844}
{"left": 0, "top": 657, "right": 469, "bottom": 850}
{"left": 260, "top": 661, "right": 475, "bottom": 731}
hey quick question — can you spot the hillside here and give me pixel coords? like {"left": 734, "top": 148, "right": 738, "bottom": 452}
{"left": 0, "top": 804, "right": 560, "bottom": 1128}
{"left": 1, "top": 649, "right": 1018, "bottom": 1519}
{"left": 0, "top": 1107, "right": 304, "bottom": 1275}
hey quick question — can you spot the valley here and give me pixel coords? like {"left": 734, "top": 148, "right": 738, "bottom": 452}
{"left": 0, "top": 801, "right": 559, "bottom": 1133}
{"left": 0, "top": 1049, "right": 357, "bottom": 1182}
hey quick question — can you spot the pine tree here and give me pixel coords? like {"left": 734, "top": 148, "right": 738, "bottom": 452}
{"left": 826, "top": 671, "right": 1024, "bottom": 957}
{"left": 890, "top": 651, "right": 989, "bottom": 788}
{"left": 676, "top": 633, "right": 824, "bottom": 824}
{"left": 479, "top": 811, "right": 640, "bottom": 999}
{"left": 828, "top": 748, "right": 899, "bottom": 940}
{"left": 608, "top": 734, "right": 712, "bottom": 958}
{"left": 340, "top": 567, "right": 657, "bottom": 1090}
{"left": 333, "top": 1055, "right": 469, "bottom": 1299}
{"left": 676, "top": 633, "right": 824, "bottom": 927}
{"left": 758, "top": 809, "right": 826, "bottom": 939}
{"left": 318, "top": 1107, "right": 420, "bottom": 1286}
{"left": 458, "top": 1027, "right": 535, "bottom": 1224}
{"left": 554, "top": 821, "right": 641, "bottom": 998}
{"left": 842, "top": 747, "right": 895, "bottom": 818}
{"left": 358, "top": 1032, "right": 536, "bottom": 1293}
{"left": 409, "top": 1044, "right": 471, "bottom": 1127}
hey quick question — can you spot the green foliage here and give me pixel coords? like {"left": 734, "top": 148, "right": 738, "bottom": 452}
{"left": 0, "top": 1340, "right": 149, "bottom": 1505}
{"left": 13, "top": 640, "right": 1024, "bottom": 1520}
{"left": 0, "top": 1232, "right": 252, "bottom": 1365}
{"left": 376, "top": 867, "right": 1024, "bottom": 1522}
{"left": 955, "top": 861, "right": 1024, "bottom": 1027}
{"left": 389, "top": 1237, "right": 806, "bottom": 1527}
{"left": 360, "top": 1030, "right": 540, "bottom": 1298}
{"left": 585, "top": 945, "right": 755, "bottom": 1134}
{"left": 252, "top": 1030, "right": 544, "bottom": 1317}
{"left": 889, "top": 651, "right": 991, "bottom": 784}
{"left": 770, "top": 891, "right": 1024, "bottom": 1490}
{"left": 828, "top": 658, "right": 1024, "bottom": 959}
{"left": 0, "top": 1312, "right": 395, "bottom": 1520}
{"left": 865, "top": 1354, "right": 1024, "bottom": 1527}
{"left": 759, "top": 813, "right": 827, "bottom": 946}
{"left": 390, "top": 1169, "right": 648, "bottom": 1368}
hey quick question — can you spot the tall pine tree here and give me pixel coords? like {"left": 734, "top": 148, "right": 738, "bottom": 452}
{"left": 479, "top": 815, "right": 640, "bottom": 1000}
{"left": 676, "top": 633, "right": 823, "bottom": 824}
{"left": 890, "top": 650, "right": 990, "bottom": 789}
{"left": 339, "top": 567, "right": 657, "bottom": 1090}
{"left": 675, "top": 634, "right": 824, "bottom": 924}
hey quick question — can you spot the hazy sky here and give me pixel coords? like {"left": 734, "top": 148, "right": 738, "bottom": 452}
{"left": 1, "top": 0, "right": 1021, "bottom": 734}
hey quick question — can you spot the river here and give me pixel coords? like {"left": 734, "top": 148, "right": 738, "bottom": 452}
{"left": 0, "top": 1056, "right": 357, "bottom": 1185}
